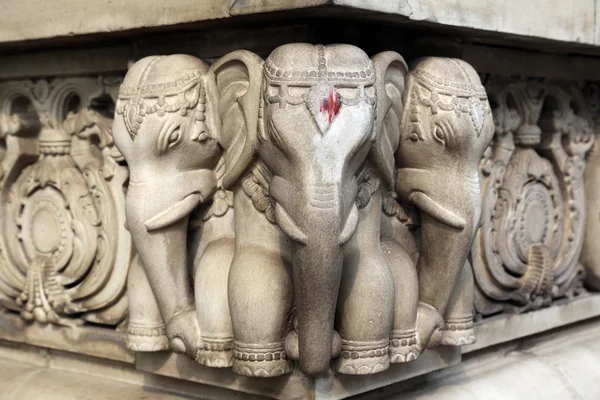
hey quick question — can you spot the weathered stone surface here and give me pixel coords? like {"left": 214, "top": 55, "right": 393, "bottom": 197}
{"left": 0, "top": 341, "right": 244, "bottom": 399}
{"left": 1, "top": 306, "right": 600, "bottom": 400}
{"left": 136, "top": 347, "right": 460, "bottom": 400}
{"left": 387, "top": 317, "right": 600, "bottom": 399}
{"left": 0, "top": 312, "right": 133, "bottom": 363}
{"left": 464, "top": 294, "right": 600, "bottom": 353}
{"left": 0, "top": 0, "right": 597, "bottom": 49}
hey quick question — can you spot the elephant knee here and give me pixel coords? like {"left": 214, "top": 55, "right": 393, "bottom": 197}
{"left": 334, "top": 247, "right": 394, "bottom": 374}
{"left": 195, "top": 238, "right": 235, "bottom": 367}
{"left": 228, "top": 245, "right": 293, "bottom": 343}
{"left": 384, "top": 239, "right": 419, "bottom": 328}
{"left": 195, "top": 238, "right": 234, "bottom": 337}
{"left": 382, "top": 240, "right": 420, "bottom": 363}
{"left": 227, "top": 246, "right": 294, "bottom": 377}
{"left": 338, "top": 248, "right": 394, "bottom": 339}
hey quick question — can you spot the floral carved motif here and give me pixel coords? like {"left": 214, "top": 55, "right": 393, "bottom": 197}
{"left": 0, "top": 77, "right": 131, "bottom": 326}
{"left": 472, "top": 78, "right": 593, "bottom": 315}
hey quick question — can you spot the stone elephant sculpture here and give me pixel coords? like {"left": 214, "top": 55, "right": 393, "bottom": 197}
{"left": 112, "top": 54, "right": 235, "bottom": 366}
{"left": 113, "top": 48, "right": 493, "bottom": 380}
{"left": 395, "top": 58, "right": 494, "bottom": 349}
{"left": 209, "top": 43, "right": 421, "bottom": 377}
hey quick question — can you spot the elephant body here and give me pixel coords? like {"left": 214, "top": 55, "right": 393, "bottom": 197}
{"left": 211, "top": 44, "right": 408, "bottom": 377}
{"left": 113, "top": 55, "right": 234, "bottom": 363}
{"left": 396, "top": 58, "right": 494, "bottom": 349}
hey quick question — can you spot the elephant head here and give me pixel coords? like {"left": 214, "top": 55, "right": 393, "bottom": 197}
{"left": 395, "top": 58, "right": 494, "bottom": 348}
{"left": 211, "top": 44, "right": 404, "bottom": 376}
{"left": 113, "top": 55, "right": 222, "bottom": 354}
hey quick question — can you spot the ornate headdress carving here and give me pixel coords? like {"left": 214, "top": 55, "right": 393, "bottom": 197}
{"left": 407, "top": 58, "right": 491, "bottom": 141}
{"left": 261, "top": 44, "right": 377, "bottom": 135}
{"left": 115, "top": 56, "right": 208, "bottom": 139}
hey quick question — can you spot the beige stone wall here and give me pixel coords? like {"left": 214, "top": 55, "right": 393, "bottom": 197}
{"left": 0, "top": 0, "right": 597, "bottom": 48}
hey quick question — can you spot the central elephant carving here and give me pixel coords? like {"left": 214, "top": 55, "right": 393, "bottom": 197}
{"left": 211, "top": 44, "right": 410, "bottom": 377}
{"left": 112, "top": 44, "right": 493, "bottom": 379}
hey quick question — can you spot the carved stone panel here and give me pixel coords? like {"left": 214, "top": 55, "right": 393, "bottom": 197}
{"left": 472, "top": 78, "right": 593, "bottom": 316}
{"left": 112, "top": 45, "right": 493, "bottom": 380}
{"left": 0, "top": 78, "right": 131, "bottom": 326}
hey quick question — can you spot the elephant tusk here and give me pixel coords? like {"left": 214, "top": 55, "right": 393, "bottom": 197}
{"left": 144, "top": 193, "right": 203, "bottom": 231}
{"left": 409, "top": 191, "right": 466, "bottom": 230}
{"left": 274, "top": 203, "right": 308, "bottom": 244}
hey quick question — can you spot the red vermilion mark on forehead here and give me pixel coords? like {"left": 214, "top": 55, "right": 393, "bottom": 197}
{"left": 319, "top": 89, "right": 340, "bottom": 122}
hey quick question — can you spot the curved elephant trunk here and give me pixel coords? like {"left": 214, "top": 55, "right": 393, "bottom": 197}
{"left": 292, "top": 233, "right": 342, "bottom": 376}
{"left": 397, "top": 166, "right": 481, "bottom": 347}
{"left": 273, "top": 178, "right": 358, "bottom": 377}
{"left": 124, "top": 169, "right": 218, "bottom": 355}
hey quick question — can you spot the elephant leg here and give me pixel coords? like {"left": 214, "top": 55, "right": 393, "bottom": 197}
{"left": 335, "top": 193, "right": 394, "bottom": 375}
{"left": 441, "top": 260, "right": 476, "bottom": 346}
{"left": 195, "top": 237, "right": 235, "bottom": 367}
{"left": 126, "top": 254, "right": 169, "bottom": 352}
{"left": 382, "top": 238, "right": 420, "bottom": 363}
{"left": 126, "top": 203, "right": 200, "bottom": 357}
{"left": 415, "top": 214, "right": 477, "bottom": 351}
{"left": 228, "top": 244, "right": 294, "bottom": 377}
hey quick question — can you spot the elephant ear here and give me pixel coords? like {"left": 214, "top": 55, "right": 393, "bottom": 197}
{"left": 208, "top": 50, "right": 264, "bottom": 190}
{"left": 369, "top": 52, "right": 408, "bottom": 192}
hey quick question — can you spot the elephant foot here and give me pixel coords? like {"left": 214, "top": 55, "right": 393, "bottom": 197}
{"left": 196, "top": 337, "right": 234, "bottom": 367}
{"left": 127, "top": 323, "right": 169, "bottom": 352}
{"left": 389, "top": 329, "right": 420, "bottom": 363}
{"left": 196, "top": 350, "right": 234, "bottom": 367}
{"left": 232, "top": 341, "right": 292, "bottom": 377}
{"left": 334, "top": 339, "right": 390, "bottom": 375}
{"left": 441, "top": 316, "right": 476, "bottom": 346}
{"left": 166, "top": 309, "right": 200, "bottom": 358}
{"left": 416, "top": 302, "right": 444, "bottom": 351}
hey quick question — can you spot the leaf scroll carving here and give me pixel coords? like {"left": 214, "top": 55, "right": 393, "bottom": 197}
{"left": 0, "top": 78, "right": 131, "bottom": 326}
{"left": 472, "top": 78, "right": 592, "bottom": 316}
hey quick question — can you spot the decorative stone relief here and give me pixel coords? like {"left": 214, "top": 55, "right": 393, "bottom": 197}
{"left": 113, "top": 45, "right": 493, "bottom": 378}
{"left": 0, "top": 78, "right": 131, "bottom": 326}
{"left": 472, "top": 78, "right": 593, "bottom": 316}
{"left": 580, "top": 83, "right": 600, "bottom": 290}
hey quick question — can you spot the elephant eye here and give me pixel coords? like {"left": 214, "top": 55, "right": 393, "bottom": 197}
{"left": 433, "top": 125, "right": 445, "bottom": 144}
{"left": 168, "top": 127, "right": 182, "bottom": 147}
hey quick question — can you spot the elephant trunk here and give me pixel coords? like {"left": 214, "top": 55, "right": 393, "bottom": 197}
{"left": 274, "top": 178, "right": 358, "bottom": 377}
{"left": 292, "top": 224, "right": 343, "bottom": 377}
{"left": 124, "top": 170, "right": 217, "bottom": 320}
{"left": 397, "top": 166, "right": 481, "bottom": 347}
{"left": 125, "top": 187, "right": 194, "bottom": 321}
